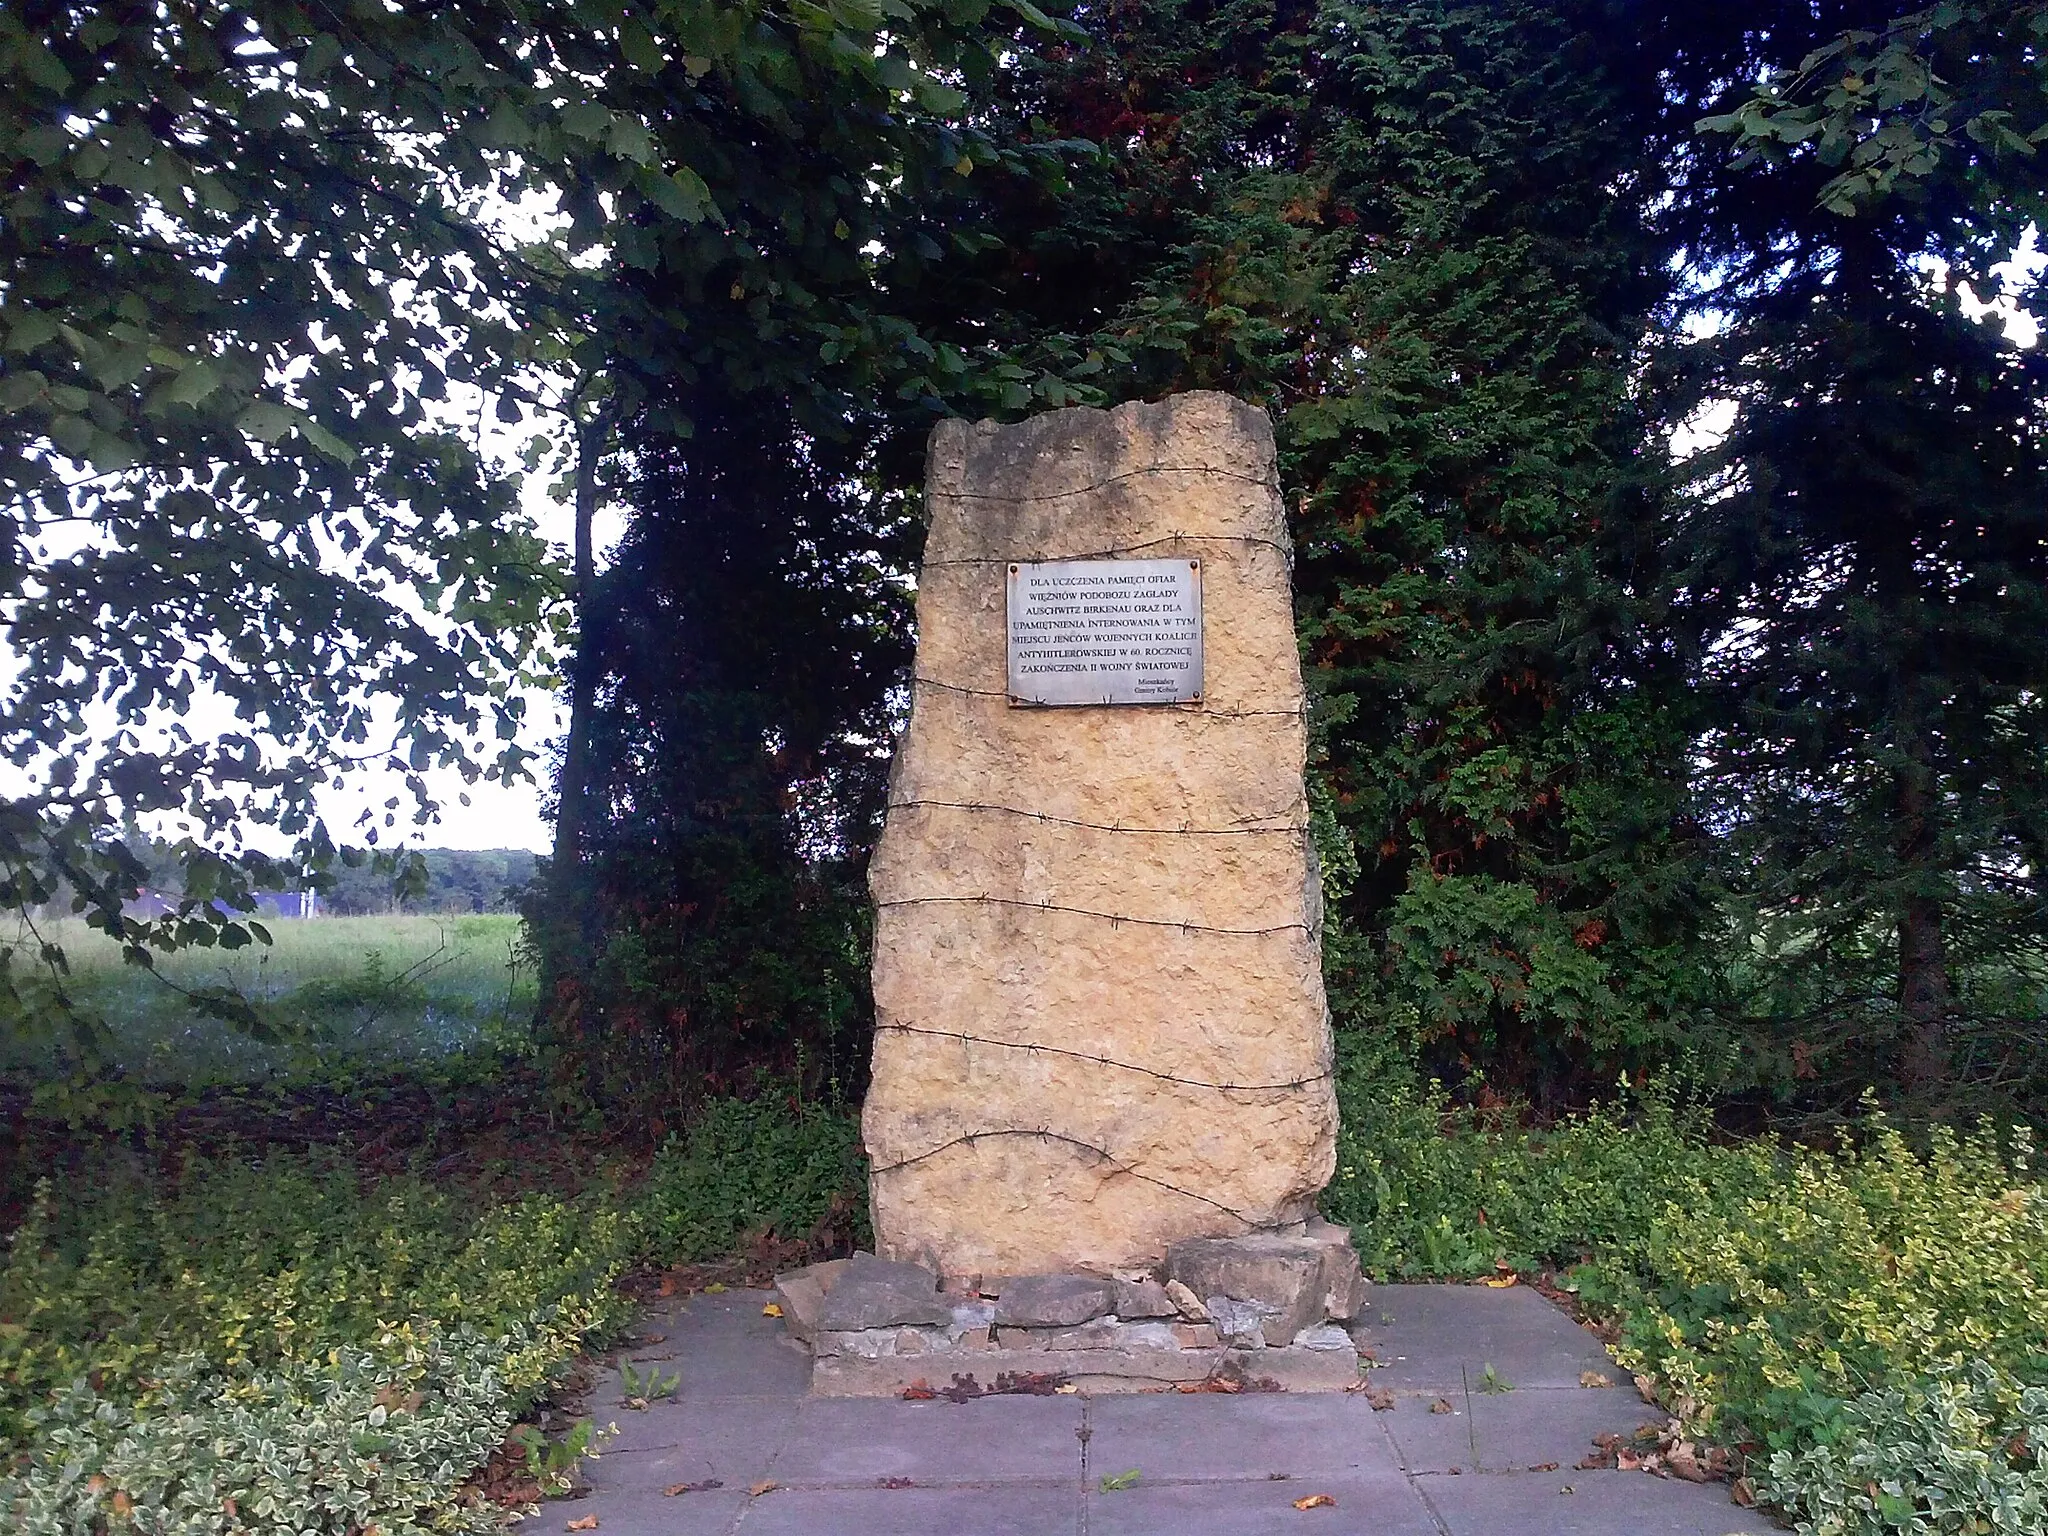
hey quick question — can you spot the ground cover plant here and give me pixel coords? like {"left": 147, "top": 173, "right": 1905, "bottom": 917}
{"left": 1324, "top": 1033, "right": 2048, "bottom": 1534}
{"left": 0, "top": 1083, "right": 869, "bottom": 1534}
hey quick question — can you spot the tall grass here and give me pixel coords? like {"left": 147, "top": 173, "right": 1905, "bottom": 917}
{"left": 0, "top": 915, "right": 534, "bottom": 1087}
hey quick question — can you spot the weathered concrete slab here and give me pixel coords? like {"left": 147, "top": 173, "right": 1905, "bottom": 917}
{"left": 772, "top": 1395, "right": 1085, "bottom": 1485}
{"left": 1087, "top": 1472, "right": 1439, "bottom": 1536}
{"left": 744, "top": 1482, "right": 1082, "bottom": 1536}
{"left": 864, "top": 393, "right": 1337, "bottom": 1277}
{"left": 1417, "top": 1467, "right": 1777, "bottom": 1536}
{"left": 1085, "top": 1392, "right": 1399, "bottom": 1481}
{"left": 1379, "top": 1386, "right": 1669, "bottom": 1474}
{"left": 549, "top": 1478, "right": 749, "bottom": 1536}
{"left": 1353, "top": 1284, "right": 1622, "bottom": 1391}
{"left": 570, "top": 1285, "right": 1781, "bottom": 1536}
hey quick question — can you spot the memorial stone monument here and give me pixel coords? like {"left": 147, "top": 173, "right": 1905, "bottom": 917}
{"left": 776, "top": 393, "right": 1364, "bottom": 1393}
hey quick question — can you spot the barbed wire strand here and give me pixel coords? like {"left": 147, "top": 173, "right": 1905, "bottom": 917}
{"left": 885, "top": 798, "right": 1304, "bottom": 837}
{"left": 875, "top": 1022, "right": 1331, "bottom": 1094}
{"left": 874, "top": 893, "right": 1310, "bottom": 937}
{"left": 931, "top": 466, "right": 1276, "bottom": 505}
{"left": 867, "top": 1127, "right": 1269, "bottom": 1223}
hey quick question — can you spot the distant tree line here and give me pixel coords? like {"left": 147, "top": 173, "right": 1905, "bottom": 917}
{"left": 6, "top": 2, "right": 2044, "bottom": 1126}
{"left": 320, "top": 850, "right": 537, "bottom": 916}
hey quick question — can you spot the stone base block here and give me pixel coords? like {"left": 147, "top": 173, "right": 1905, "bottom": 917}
{"left": 810, "top": 1340, "right": 1361, "bottom": 1397}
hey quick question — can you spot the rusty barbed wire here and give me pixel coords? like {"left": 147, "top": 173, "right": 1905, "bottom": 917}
{"left": 865, "top": 1127, "right": 1271, "bottom": 1222}
{"left": 872, "top": 893, "right": 1311, "bottom": 937}
{"left": 930, "top": 466, "right": 1277, "bottom": 506}
{"left": 874, "top": 1022, "right": 1331, "bottom": 1094}
{"left": 883, "top": 798, "right": 1306, "bottom": 837}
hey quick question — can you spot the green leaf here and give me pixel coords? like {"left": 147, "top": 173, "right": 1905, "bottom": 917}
{"left": 11, "top": 35, "right": 74, "bottom": 92}
{"left": 6, "top": 313, "right": 60, "bottom": 354}
{"left": 165, "top": 362, "right": 221, "bottom": 407}
{"left": 300, "top": 417, "right": 358, "bottom": 464}
{"left": 49, "top": 411, "right": 93, "bottom": 457}
{"left": 640, "top": 166, "right": 714, "bottom": 224}
{"left": 620, "top": 21, "right": 664, "bottom": 73}
{"left": 300, "top": 33, "right": 342, "bottom": 81}
{"left": 236, "top": 402, "right": 298, "bottom": 444}
{"left": 561, "top": 102, "right": 612, "bottom": 141}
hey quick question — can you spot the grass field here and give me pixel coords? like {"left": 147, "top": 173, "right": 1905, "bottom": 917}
{"left": 0, "top": 914, "right": 534, "bottom": 1086}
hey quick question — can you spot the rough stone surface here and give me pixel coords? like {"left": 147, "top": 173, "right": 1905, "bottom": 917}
{"left": 991, "top": 1274, "right": 1115, "bottom": 1327}
{"left": 1300, "top": 1221, "right": 1370, "bottom": 1321}
{"left": 810, "top": 1341, "right": 1361, "bottom": 1397}
{"left": 1165, "top": 1279, "right": 1208, "bottom": 1320}
{"left": 772, "top": 1259, "right": 847, "bottom": 1347}
{"left": 1168, "top": 1235, "right": 1327, "bottom": 1346}
{"left": 815, "top": 1254, "right": 950, "bottom": 1332}
{"left": 1204, "top": 1295, "right": 1282, "bottom": 1349}
{"left": 1111, "top": 1278, "right": 1178, "bottom": 1319}
{"left": 864, "top": 392, "right": 1337, "bottom": 1276}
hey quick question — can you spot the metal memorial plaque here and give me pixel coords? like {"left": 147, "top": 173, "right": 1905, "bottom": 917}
{"left": 1006, "top": 558, "right": 1203, "bottom": 706}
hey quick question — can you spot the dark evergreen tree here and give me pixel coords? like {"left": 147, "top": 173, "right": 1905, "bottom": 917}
{"left": 1669, "top": 1, "right": 2048, "bottom": 1107}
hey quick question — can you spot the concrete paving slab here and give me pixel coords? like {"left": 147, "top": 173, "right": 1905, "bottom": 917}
{"left": 1417, "top": 1468, "right": 1777, "bottom": 1535}
{"left": 588, "top": 1388, "right": 801, "bottom": 1457}
{"left": 773, "top": 1394, "right": 1085, "bottom": 1485}
{"left": 563, "top": 1275, "right": 1781, "bottom": 1535}
{"left": 1086, "top": 1470, "right": 1438, "bottom": 1536}
{"left": 545, "top": 1481, "right": 748, "bottom": 1536}
{"left": 609, "top": 1288, "right": 812, "bottom": 1401}
{"left": 1380, "top": 1385, "right": 1667, "bottom": 1473}
{"left": 1084, "top": 1392, "right": 1401, "bottom": 1481}
{"left": 581, "top": 1404, "right": 797, "bottom": 1485}
{"left": 1355, "top": 1284, "right": 1619, "bottom": 1391}
{"left": 737, "top": 1481, "right": 1081, "bottom": 1535}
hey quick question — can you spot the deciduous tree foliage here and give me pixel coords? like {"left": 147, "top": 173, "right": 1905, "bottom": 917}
{"left": 1, "top": 0, "right": 560, "bottom": 1043}
{"left": 0, "top": 0, "right": 1066, "bottom": 1054}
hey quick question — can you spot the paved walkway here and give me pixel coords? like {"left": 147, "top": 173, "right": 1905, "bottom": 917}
{"left": 564, "top": 1284, "right": 1778, "bottom": 1535}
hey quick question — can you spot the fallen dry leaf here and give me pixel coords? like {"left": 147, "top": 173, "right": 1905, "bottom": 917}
{"left": 565, "top": 1517, "right": 599, "bottom": 1531}
{"left": 748, "top": 1480, "right": 778, "bottom": 1498}
{"left": 1482, "top": 1276, "right": 1517, "bottom": 1288}
{"left": 1429, "top": 1398, "right": 1455, "bottom": 1414}
{"left": 1732, "top": 1477, "right": 1758, "bottom": 1508}
{"left": 1579, "top": 1370, "right": 1616, "bottom": 1389}
{"left": 1054, "top": 1383, "right": 1079, "bottom": 1394}
{"left": 656, "top": 1274, "right": 676, "bottom": 1298}
{"left": 1365, "top": 1387, "right": 1396, "bottom": 1411}
{"left": 877, "top": 1476, "right": 915, "bottom": 1489}
{"left": 1292, "top": 1493, "right": 1336, "bottom": 1510}
{"left": 900, "top": 1380, "right": 937, "bottom": 1401}
{"left": 1528, "top": 1462, "right": 1559, "bottom": 1473}
{"left": 704, "top": 1282, "right": 728, "bottom": 1294}
{"left": 762, "top": 1302, "right": 783, "bottom": 1318}
{"left": 661, "top": 1480, "right": 723, "bottom": 1497}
